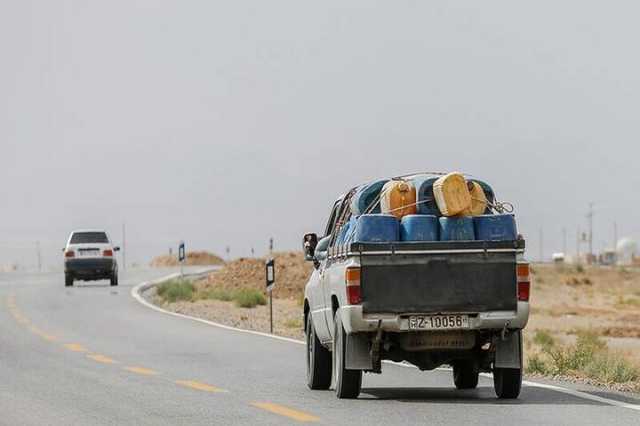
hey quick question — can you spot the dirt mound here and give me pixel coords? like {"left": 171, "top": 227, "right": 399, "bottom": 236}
{"left": 150, "top": 251, "right": 225, "bottom": 267}
{"left": 199, "top": 251, "right": 312, "bottom": 299}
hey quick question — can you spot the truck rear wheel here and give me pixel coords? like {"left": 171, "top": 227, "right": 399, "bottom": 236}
{"left": 453, "top": 360, "right": 479, "bottom": 389}
{"left": 333, "top": 312, "right": 362, "bottom": 399}
{"left": 493, "top": 368, "right": 522, "bottom": 399}
{"left": 110, "top": 273, "right": 118, "bottom": 287}
{"left": 494, "top": 330, "right": 523, "bottom": 399}
{"left": 306, "top": 315, "right": 331, "bottom": 390}
{"left": 65, "top": 274, "right": 73, "bottom": 287}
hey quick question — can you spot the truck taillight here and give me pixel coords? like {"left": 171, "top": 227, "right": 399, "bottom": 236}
{"left": 517, "top": 263, "right": 530, "bottom": 302}
{"left": 345, "top": 267, "right": 361, "bottom": 305}
{"left": 103, "top": 249, "right": 113, "bottom": 257}
{"left": 65, "top": 250, "right": 75, "bottom": 258}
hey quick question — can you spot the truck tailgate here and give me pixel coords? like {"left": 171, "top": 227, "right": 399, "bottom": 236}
{"left": 355, "top": 243, "right": 520, "bottom": 314}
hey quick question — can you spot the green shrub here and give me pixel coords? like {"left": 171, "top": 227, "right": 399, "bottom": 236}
{"left": 285, "top": 318, "right": 303, "bottom": 329}
{"left": 585, "top": 353, "right": 639, "bottom": 384}
{"left": 194, "top": 286, "right": 267, "bottom": 308}
{"left": 575, "top": 330, "right": 607, "bottom": 353}
{"left": 526, "top": 354, "right": 549, "bottom": 374}
{"left": 156, "top": 279, "right": 194, "bottom": 303}
{"left": 528, "top": 327, "right": 639, "bottom": 385}
{"left": 234, "top": 289, "right": 267, "bottom": 308}
{"left": 198, "top": 288, "right": 235, "bottom": 302}
{"left": 533, "top": 330, "right": 555, "bottom": 349}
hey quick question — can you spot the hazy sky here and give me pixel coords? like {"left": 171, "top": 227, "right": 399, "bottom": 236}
{"left": 2, "top": 1, "right": 639, "bottom": 269}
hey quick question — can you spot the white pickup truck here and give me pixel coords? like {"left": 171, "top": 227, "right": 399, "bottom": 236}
{"left": 302, "top": 180, "right": 530, "bottom": 399}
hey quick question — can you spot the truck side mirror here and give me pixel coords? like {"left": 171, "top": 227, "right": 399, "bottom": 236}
{"left": 303, "top": 233, "right": 318, "bottom": 261}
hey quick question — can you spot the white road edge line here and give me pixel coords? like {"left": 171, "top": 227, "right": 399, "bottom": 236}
{"left": 131, "top": 273, "right": 304, "bottom": 346}
{"left": 131, "top": 274, "right": 640, "bottom": 412}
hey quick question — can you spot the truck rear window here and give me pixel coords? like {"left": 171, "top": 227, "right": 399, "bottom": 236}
{"left": 70, "top": 232, "right": 109, "bottom": 244}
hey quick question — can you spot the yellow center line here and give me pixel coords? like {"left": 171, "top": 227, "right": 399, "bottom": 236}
{"left": 64, "top": 343, "right": 89, "bottom": 353}
{"left": 175, "top": 380, "right": 227, "bottom": 393}
{"left": 29, "top": 326, "right": 59, "bottom": 342}
{"left": 124, "top": 366, "right": 159, "bottom": 376}
{"left": 87, "top": 354, "right": 117, "bottom": 364}
{"left": 251, "top": 402, "right": 320, "bottom": 423}
{"left": 7, "top": 297, "right": 59, "bottom": 341}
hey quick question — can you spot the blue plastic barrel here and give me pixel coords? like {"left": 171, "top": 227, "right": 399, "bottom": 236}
{"left": 335, "top": 217, "right": 358, "bottom": 246}
{"left": 439, "top": 217, "right": 475, "bottom": 241}
{"left": 400, "top": 215, "right": 439, "bottom": 242}
{"left": 413, "top": 177, "right": 441, "bottom": 216}
{"left": 474, "top": 214, "right": 517, "bottom": 241}
{"left": 350, "top": 179, "right": 389, "bottom": 215}
{"left": 353, "top": 214, "right": 399, "bottom": 243}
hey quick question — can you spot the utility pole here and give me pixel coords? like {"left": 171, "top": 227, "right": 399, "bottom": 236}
{"left": 36, "top": 241, "right": 42, "bottom": 272}
{"left": 587, "top": 203, "right": 594, "bottom": 262}
{"left": 613, "top": 222, "right": 618, "bottom": 264}
{"left": 122, "top": 223, "right": 127, "bottom": 271}
{"left": 576, "top": 227, "right": 581, "bottom": 263}
{"left": 539, "top": 228, "right": 544, "bottom": 263}
{"left": 562, "top": 227, "right": 567, "bottom": 255}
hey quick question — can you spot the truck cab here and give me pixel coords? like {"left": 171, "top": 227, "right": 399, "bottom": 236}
{"left": 302, "top": 174, "right": 530, "bottom": 399}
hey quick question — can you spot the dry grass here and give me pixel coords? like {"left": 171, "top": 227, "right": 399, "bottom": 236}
{"left": 156, "top": 279, "right": 266, "bottom": 308}
{"left": 526, "top": 329, "right": 639, "bottom": 389}
{"left": 525, "top": 263, "right": 640, "bottom": 390}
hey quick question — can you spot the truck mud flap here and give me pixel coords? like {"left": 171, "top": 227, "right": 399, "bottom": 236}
{"left": 346, "top": 333, "right": 373, "bottom": 370}
{"left": 495, "top": 331, "right": 522, "bottom": 369}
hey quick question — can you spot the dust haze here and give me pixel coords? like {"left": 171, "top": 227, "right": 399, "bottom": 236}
{"left": 2, "top": 1, "right": 639, "bottom": 269}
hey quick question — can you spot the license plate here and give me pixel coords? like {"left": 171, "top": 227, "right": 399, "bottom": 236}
{"left": 400, "top": 331, "right": 475, "bottom": 350}
{"left": 79, "top": 250, "right": 100, "bottom": 257}
{"left": 408, "top": 314, "right": 469, "bottom": 330}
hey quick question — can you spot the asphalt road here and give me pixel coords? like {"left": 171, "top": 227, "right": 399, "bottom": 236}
{"left": 1, "top": 269, "right": 639, "bottom": 425}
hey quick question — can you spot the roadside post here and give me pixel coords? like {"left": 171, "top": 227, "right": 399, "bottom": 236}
{"left": 265, "top": 258, "right": 275, "bottom": 334}
{"left": 178, "top": 241, "right": 186, "bottom": 278}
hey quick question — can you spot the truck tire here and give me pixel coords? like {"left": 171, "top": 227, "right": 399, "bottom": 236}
{"left": 110, "top": 273, "right": 118, "bottom": 287}
{"left": 493, "top": 368, "right": 522, "bottom": 399}
{"left": 306, "top": 315, "right": 332, "bottom": 390}
{"left": 493, "top": 330, "right": 523, "bottom": 399}
{"left": 333, "top": 312, "right": 362, "bottom": 399}
{"left": 65, "top": 274, "right": 73, "bottom": 287}
{"left": 453, "top": 360, "right": 479, "bottom": 389}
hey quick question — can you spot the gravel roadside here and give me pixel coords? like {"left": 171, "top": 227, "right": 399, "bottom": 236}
{"left": 143, "top": 285, "right": 305, "bottom": 341}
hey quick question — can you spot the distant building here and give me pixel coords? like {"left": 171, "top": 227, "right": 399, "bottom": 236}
{"left": 0, "top": 263, "right": 18, "bottom": 272}
{"left": 617, "top": 238, "right": 638, "bottom": 266}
